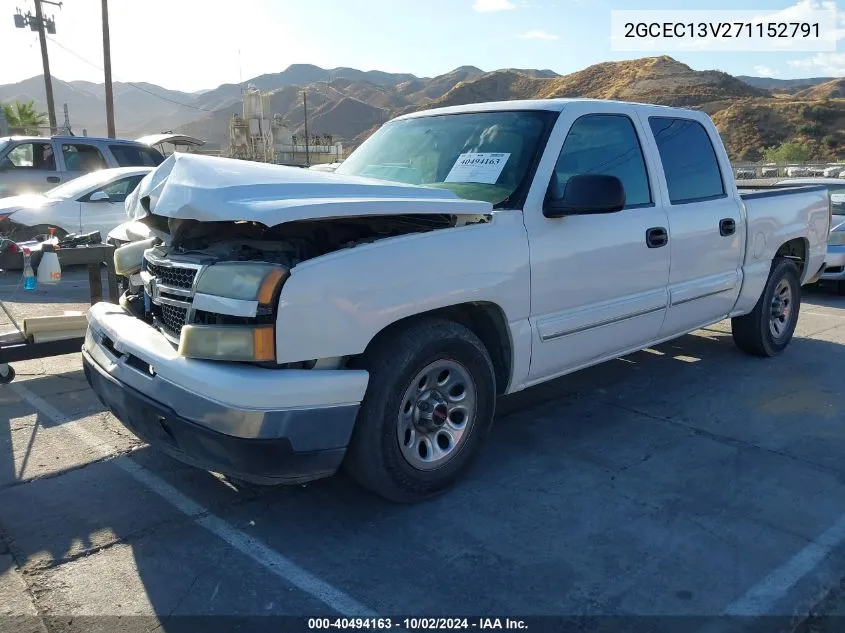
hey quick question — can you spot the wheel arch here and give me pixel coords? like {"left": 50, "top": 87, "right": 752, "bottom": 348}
{"left": 357, "top": 301, "right": 514, "bottom": 395}
{"left": 774, "top": 237, "right": 808, "bottom": 279}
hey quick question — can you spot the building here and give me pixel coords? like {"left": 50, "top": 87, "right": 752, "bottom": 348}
{"left": 227, "top": 84, "right": 345, "bottom": 166}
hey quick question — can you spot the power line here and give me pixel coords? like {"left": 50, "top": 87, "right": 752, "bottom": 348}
{"left": 46, "top": 36, "right": 215, "bottom": 113}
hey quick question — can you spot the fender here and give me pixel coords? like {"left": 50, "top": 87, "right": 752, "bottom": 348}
{"left": 274, "top": 210, "right": 530, "bottom": 365}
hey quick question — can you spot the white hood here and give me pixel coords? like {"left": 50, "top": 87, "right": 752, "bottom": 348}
{"left": 126, "top": 153, "right": 493, "bottom": 225}
{"left": 0, "top": 193, "right": 56, "bottom": 212}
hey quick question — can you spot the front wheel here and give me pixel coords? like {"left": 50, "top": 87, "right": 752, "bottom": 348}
{"left": 344, "top": 318, "right": 496, "bottom": 503}
{"left": 732, "top": 257, "right": 801, "bottom": 357}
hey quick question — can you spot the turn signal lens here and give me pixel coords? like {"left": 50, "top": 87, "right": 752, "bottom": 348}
{"left": 178, "top": 325, "right": 275, "bottom": 362}
{"left": 257, "top": 268, "right": 287, "bottom": 305}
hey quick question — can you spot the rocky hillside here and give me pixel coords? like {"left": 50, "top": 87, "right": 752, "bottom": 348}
{"left": 794, "top": 78, "right": 845, "bottom": 100}
{"left": 4, "top": 56, "right": 845, "bottom": 161}
{"left": 711, "top": 99, "right": 845, "bottom": 161}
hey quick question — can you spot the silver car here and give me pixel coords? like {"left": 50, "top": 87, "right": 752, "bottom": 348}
{"left": 0, "top": 135, "right": 165, "bottom": 199}
{"left": 777, "top": 178, "right": 845, "bottom": 293}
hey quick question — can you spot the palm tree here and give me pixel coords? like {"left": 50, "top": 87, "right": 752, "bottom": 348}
{"left": 1, "top": 100, "right": 48, "bottom": 135}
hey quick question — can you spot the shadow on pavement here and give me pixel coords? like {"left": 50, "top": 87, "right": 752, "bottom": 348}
{"left": 1, "top": 329, "right": 845, "bottom": 630}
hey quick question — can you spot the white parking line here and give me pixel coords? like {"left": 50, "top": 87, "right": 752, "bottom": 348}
{"left": 723, "top": 514, "right": 845, "bottom": 616}
{"left": 8, "top": 381, "right": 378, "bottom": 618}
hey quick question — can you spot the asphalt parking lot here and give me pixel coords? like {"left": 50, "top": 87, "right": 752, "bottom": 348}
{"left": 2, "top": 269, "right": 845, "bottom": 632}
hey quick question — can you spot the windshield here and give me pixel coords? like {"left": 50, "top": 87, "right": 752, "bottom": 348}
{"left": 44, "top": 170, "right": 128, "bottom": 200}
{"left": 336, "top": 110, "right": 556, "bottom": 208}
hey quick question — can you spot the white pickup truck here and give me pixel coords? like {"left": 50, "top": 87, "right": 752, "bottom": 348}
{"left": 82, "top": 99, "right": 831, "bottom": 503}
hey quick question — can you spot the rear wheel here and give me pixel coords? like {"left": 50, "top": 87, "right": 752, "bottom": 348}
{"left": 344, "top": 318, "right": 496, "bottom": 503}
{"left": 732, "top": 257, "right": 801, "bottom": 357}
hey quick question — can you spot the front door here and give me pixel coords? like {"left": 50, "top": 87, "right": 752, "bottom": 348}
{"left": 0, "top": 141, "right": 61, "bottom": 195}
{"left": 80, "top": 175, "right": 144, "bottom": 235}
{"left": 524, "top": 107, "right": 671, "bottom": 381}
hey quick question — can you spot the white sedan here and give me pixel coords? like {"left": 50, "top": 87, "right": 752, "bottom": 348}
{"left": 0, "top": 166, "right": 152, "bottom": 242}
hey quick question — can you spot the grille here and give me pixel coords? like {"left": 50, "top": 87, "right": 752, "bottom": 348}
{"left": 145, "top": 261, "right": 197, "bottom": 290}
{"left": 157, "top": 304, "right": 188, "bottom": 338}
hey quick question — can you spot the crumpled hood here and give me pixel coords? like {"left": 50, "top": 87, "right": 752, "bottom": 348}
{"left": 126, "top": 153, "right": 492, "bottom": 225}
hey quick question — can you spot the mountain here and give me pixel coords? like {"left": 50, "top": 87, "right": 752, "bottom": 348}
{"left": 536, "top": 56, "right": 766, "bottom": 106}
{"left": 737, "top": 75, "right": 834, "bottom": 92}
{"left": 0, "top": 75, "right": 204, "bottom": 137}
{"left": 794, "top": 78, "right": 845, "bottom": 100}
{"left": 3, "top": 59, "right": 845, "bottom": 161}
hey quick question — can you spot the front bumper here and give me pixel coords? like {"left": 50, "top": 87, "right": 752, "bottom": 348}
{"left": 821, "top": 244, "right": 845, "bottom": 281}
{"left": 83, "top": 302, "right": 370, "bottom": 484}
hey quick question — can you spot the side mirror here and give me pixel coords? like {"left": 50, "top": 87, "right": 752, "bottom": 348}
{"left": 89, "top": 190, "right": 110, "bottom": 202}
{"left": 544, "top": 174, "right": 625, "bottom": 218}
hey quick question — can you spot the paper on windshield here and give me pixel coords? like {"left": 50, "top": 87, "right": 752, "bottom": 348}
{"left": 445, "top": 153, "right": 510, "bottom": 184}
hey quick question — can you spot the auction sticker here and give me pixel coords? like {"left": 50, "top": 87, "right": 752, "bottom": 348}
{"left": 445, "top": 152, "right": 510, "bottom": 184}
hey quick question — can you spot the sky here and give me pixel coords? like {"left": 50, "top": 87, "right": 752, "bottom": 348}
{"left": 0, "top": 0, "right": 844, "bottom": 92}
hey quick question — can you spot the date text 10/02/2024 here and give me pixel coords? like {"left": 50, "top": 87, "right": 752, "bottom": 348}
{"left": 307, "top": 617, "right": 528, "bottom": 630}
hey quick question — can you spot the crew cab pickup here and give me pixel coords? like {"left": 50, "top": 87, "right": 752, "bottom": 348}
{"left": 82, "top": 99, "right": 831, "bottom": 503}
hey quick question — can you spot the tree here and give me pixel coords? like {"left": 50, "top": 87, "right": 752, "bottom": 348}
{"left": 1, "top": 100, "right": 48, "bottom": 135}
{"left": 761, "top": 142, "right": 811, "bottom": 163}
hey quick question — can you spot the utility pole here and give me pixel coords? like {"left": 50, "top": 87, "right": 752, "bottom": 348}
{"left": 13, "top": 1, "right": 62, "bottom": 135}
{"left": 302, "top": 90, "right": 310, "bottom": 166}
{"left": 101, "top": 0, "right": 115, "bottom": 137}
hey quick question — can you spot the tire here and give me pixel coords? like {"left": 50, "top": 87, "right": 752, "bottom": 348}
{"left": 0, "top": 365, "right": 15, "bottom": 385}
{"left": 836, "top": 281, "right": 845, "bottom": 296}
{"left": 344, "top": 318, "right": 496, "bottom": 503}
{"left": 9, "top": 224, "right": 67, "bottom": 243}
{"left": 732, "top": 257, "right": 801, "bottom": 357}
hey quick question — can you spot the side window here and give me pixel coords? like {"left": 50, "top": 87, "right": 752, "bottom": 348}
{"left": 109, "top": 145, "right": 164, "bottom": 167}
{"left": 3, "top": 143, "right": 56, "bottom": 171}
{"left": 62, "top": 143, "right": 107, "bottom": 173}
{"left": 553, "top": 114, "right": 652, "bottom": 208}
{"left": 648, "top": 117, "right": 725, "bottom": 204}
{"left": 100, "top": 175, "right": 144, "bottom": 202}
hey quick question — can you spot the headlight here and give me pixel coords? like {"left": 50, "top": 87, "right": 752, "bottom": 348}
{"left": 178, "top": 325, "right": 275, "bottom": 361}
{"left": 829, "top": 231, "right": 845, "bottom": 246}
{"left": 194, "top": 263, "right": 287, "bottom": 303}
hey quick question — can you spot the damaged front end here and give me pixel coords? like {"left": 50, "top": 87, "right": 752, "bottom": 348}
{"left": 114, "top": 211, "right": 481, "bottom": 365}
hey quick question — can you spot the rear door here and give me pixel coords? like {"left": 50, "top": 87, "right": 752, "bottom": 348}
{"left": 60, "top": 142, "right": 109, "bottom": 178}
{"left": 642, "top": 114, "right": 745, "bottom": 338}
{"left": 0, "top": 140, "right": 61, "bottom": 195}
{"left": 524, "top": 103, "right": 671, "bottom": 381}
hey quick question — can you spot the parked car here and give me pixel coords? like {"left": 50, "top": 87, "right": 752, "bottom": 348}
{"left": 0, "top": 166, "right": 153, "bottom": 241}
{"left": 774, "top": 178, "right": 845, "bottom": 293}
{"left": 83, "top": 99, "right": 830, "bottom": 503}
{"left": 0, "top": 135, "right": 164, "bottom": 199}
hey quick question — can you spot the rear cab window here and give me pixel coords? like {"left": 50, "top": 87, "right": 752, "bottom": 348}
{"left": 109, "top": 144, "right": 165, "bottom": 167}
{"left": 648, "top": 117, "right": 726, "bottom": 204}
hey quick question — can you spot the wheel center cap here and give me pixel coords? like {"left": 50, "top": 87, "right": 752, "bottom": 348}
{"left": 416, "top": 394, "right": 448, "bottom": 432}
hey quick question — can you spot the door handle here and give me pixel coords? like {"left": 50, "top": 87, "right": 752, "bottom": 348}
{"left": 46, "top": 176, "right": 60, "bottom": 183}
{"left": 646, "top": 227, "right": 668, "bottom": 248}
{"left": 719, "top": 218, "right": 736, "bottom": 237}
